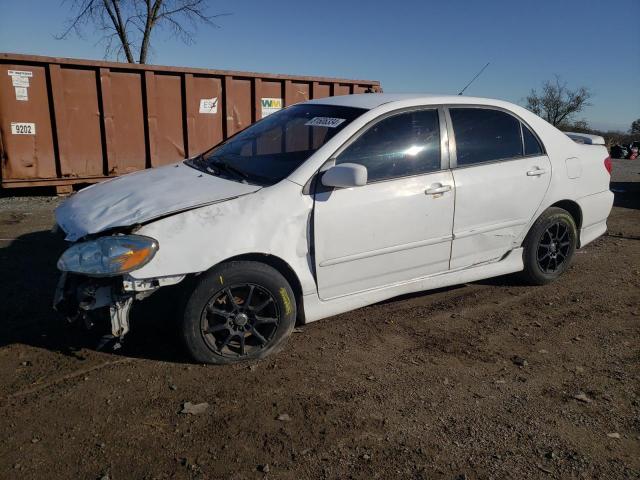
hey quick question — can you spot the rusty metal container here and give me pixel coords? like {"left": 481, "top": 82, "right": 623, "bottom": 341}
{"left": 0, "top": 53, "right": 381, "bottom": 191}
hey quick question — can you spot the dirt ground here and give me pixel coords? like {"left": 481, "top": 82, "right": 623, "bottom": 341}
{"left": 1, "top": 159, "right": 638, "bottom": 480}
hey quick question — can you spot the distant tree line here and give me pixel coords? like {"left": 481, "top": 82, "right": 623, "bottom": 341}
{"left": 526, "top": 76, "right": 638, "bottom": 148}
{"left": 566, "top": 122, "right": 637, "bottom": 149}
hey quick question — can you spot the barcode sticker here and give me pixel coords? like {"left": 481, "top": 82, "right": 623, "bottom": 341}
{"left": 305, "top": 117, "right": 346, "bottom": 128}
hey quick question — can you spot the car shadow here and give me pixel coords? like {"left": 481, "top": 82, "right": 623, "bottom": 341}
{"left": 375, "top": 271, "right": 526, "bottom": 307}
{"left": 610, "top": 181, "right": 640, "bottom": 210}
{"left": 0, "top": 229, "right": 192, "bottom": 364}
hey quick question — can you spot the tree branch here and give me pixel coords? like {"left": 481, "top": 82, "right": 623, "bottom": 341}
{"left": 525, "top": 75, "right": 591, "bottom": 127}
{"left": 103, "top": 0, "right": 135, "bottom": 63}
{"left": 58, "top": 0, "right": 228, "bottom": 64}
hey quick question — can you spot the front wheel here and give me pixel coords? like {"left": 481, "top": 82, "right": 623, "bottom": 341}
{"left": 520, "top": 207, "right": 577, "bottom": 285}
{"left": 181, "top": 261, "right": 297, "bottom": 364}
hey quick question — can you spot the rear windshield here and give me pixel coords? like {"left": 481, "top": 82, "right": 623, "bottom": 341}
{"left": 187, "top": 104, "right": 366, "bottom": 185}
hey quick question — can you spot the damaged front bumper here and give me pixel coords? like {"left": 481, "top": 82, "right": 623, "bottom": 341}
{"left": 53, "top": 272, "right": 185, "bottom": 348}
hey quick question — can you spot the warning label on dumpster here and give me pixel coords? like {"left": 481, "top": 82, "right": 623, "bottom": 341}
{"left": 9, "top": 71, "right": 32, "bottom": 100}
{"left": 8, "top": 70, "right": 33, "bottom": 78}
{"left": 199, "top": 97, "right": 218, "bottom": 114}
{"left": 9, "top": 70, "right": 32, "bottom": 87}
{"left": 11, "top": 75, "right": 30, "bottom": 87}
{"left": 261, "top": 98, "right": 283, "bottom": 117}
{"left": 14, "top": 86, "right": 28, "bottom": 101}
{"left": 11, "top": 122, "right": 36, "bottom": 135}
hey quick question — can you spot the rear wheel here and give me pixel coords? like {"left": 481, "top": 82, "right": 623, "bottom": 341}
{"left": 181, "top": 261, "right": 297, "bottom": 364}
{"left": 520, "top": 207, "right": 577, "bottom": 285}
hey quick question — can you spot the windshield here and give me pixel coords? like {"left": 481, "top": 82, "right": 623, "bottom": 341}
{"left": 186, "top": 104, "right": 366, "bottom": 185}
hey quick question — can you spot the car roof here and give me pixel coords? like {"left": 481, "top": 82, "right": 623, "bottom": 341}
{"left": 304, "top": 93, "right": 505, "bottom": 110}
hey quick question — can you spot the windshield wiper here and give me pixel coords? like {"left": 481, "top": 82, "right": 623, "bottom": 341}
{"left": 209, "top": 159, "right": 250, "bottom": 182}
{"left": 186, "top": 155, "right": 247, "bottom": 182}
{"left": 188, "top": 154, "right": 274, "bottom": 186}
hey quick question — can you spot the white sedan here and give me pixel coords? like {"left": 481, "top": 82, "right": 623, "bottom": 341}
{"left": 54, "top": 94, "right": 614, "bottom": 364}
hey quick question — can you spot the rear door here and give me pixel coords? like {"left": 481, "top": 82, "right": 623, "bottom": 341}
{"left": 313, "top": 108, "right": 455, "bottom": 300}
{"left": 447, "top": 107, "right": 551, "bottom": 269}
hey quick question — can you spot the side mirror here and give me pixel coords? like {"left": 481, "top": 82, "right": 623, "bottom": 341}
{"left": 321, "top": 163, "right": 368, "bottom": 188}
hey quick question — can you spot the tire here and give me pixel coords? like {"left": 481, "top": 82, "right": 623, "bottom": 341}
{"left": 520, "top": 207, "right": 577, "bottom": 285}
{"left": 181, "top": 261, "right": 297, "bottom": 365}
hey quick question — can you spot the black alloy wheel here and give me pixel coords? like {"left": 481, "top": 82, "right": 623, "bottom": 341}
{"left": 536, "top": 221, "right": 571, "bottom": 274}
{"left": 181, "top": 261, "right": 297, "bottom": 364}
{"left": 520, "top": 207, "right": 577, "bottom": 285}
{"left": 201, "top": 283, "right": 280, "bottom": 358}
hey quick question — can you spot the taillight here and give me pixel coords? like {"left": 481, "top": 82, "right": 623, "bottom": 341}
{"left": 604, "top": 156, "right": 612, "bottom": 175}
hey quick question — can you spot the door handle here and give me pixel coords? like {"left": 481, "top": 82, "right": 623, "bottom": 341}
{"left": 526, "top": 167, "right": 547, "bottom": 176}
{"left": 425, "top": 184, "right": 452, "bottom": 195}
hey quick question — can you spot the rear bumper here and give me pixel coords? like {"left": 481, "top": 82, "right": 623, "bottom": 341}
{"left": 580, "top": 221, "right": 608, "bottom": 248}
{"left": 577, "top": 190, "right": 614, "bottom": 247}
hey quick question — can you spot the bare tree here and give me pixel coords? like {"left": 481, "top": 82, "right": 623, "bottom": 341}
{"left": 631, "top": 119, "right": 640, "bottom": 135}
{"left": 57, "top": 0, "right": 226, "bottom": 64}
{"left": 570, "top": 119, "right": 590, "bottom": 132}
{"left": 526, "top": 75, "right": 592, "bottom": 127}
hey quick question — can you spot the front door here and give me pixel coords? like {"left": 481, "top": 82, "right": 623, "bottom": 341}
{"left": 447, "top": 107, "right": 552, "bottom": 269}
{"left": 313, "top": 108, "right": 455, "bottom": 300}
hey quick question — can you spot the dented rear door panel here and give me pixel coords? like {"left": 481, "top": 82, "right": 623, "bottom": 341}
{"left": 450, "top": 155, "right": 552, "bottom": 269}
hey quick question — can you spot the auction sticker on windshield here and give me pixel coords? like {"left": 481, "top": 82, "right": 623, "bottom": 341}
{"left": 304, "top": 117, "right": 346, "bottom": 128}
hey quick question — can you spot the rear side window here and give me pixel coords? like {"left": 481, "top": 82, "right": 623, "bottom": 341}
{"left": 522, "top": 123, "right": 544, "bottom": 156}
{"left": 336, "top": 109, "right": 441, "bottom": 182}
{"left": 450, "top": 108, "right": 523, "bottom": 166}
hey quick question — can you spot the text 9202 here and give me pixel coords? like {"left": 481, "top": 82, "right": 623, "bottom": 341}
{"left": 11, "top": 122, "right": 36, "bottom": 135}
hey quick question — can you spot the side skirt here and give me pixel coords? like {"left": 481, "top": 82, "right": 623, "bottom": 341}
{"left": 302, "top": 247, "right": 524, "bottom": 323}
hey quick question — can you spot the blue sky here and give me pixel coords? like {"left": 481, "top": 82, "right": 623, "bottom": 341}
{"left": 1, "top": 0, "right": 638, "bottom": 131}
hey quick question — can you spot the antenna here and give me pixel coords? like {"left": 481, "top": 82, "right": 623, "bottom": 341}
{"left": 458, "top": 62, "right": 490, "bottom": 95}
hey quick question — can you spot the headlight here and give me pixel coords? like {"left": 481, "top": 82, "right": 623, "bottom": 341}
{"left": 57, "top": 235, "right": 159, "bottom": 276}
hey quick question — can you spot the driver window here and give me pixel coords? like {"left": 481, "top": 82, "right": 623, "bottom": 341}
{"left": 336, "top": 109, "right": 441, "bottom": 182}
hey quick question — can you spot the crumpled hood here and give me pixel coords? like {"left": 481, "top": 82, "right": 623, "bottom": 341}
{"left": 56, "top": 162, "right": 261, "bottom": 241}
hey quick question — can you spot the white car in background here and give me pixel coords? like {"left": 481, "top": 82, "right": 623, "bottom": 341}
{"left": 54, "top": 94, "right": 614, "bottom": 364}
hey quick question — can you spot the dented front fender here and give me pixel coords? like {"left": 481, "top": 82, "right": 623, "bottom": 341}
{"left": 130, "top": 179, "right": 318, "bottom": 295}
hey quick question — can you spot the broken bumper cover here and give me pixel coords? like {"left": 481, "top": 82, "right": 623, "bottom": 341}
{"left": 53, "top": 272, "right": 185, "bottom": 345}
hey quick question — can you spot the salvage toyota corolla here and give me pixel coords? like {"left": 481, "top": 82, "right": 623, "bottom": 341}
{"left": 54, "top": 94, "right": 614, "bottom": 364}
